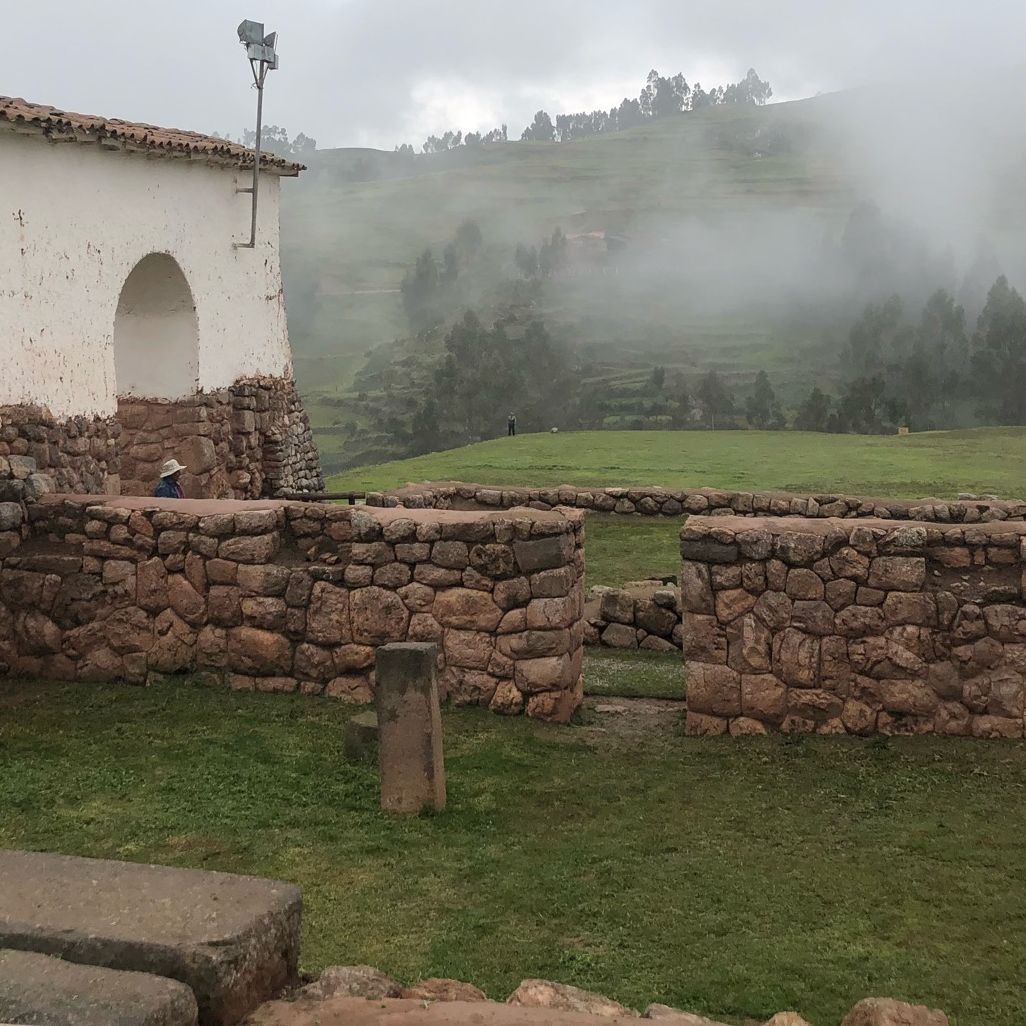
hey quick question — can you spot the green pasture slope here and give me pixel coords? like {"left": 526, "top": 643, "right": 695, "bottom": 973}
{"left": 329, "top": 426, "right": 1026, "bottom": 500}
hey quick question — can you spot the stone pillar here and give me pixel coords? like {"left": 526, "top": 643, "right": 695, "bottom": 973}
{"left": 375, "top": 642, "right": 446, "bottom": 813}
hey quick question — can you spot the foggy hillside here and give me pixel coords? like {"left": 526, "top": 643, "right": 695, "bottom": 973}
{"left": 279, "top": 74, "right": 1026, "bottom": 471}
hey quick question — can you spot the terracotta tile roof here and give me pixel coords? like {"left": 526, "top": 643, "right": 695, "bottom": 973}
{"left": 0, "top": 96, "right": 304, "bottom": 176}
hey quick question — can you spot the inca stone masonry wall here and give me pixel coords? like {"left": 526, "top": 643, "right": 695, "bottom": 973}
{"left": 0, "top": 404, "right": 121, "bottom": 502}
{"left": 681, "top": 515, "right": 1026, "bottom": 738}
{"left": 118, "top": 377, "right": 322, "bottom": 500}
{"left": 0, "top": 497, "right": 584, "bottom": 722}
{"left": 584, "top": 580, "right": 682, "bottom": 651}
{"left": 0, "top": 377, "right": 322, "bottom": 502}
{"left": 369, "top": 480, "right": 1026, "bottom": 523}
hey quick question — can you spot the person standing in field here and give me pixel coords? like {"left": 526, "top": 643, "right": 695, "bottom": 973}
{"left": 507, "top": 412, "right": 517, "bottom": 437}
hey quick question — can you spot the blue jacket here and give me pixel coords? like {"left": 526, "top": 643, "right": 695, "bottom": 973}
{"left": 154, "top": 478, "right": 184, "bottom": 499}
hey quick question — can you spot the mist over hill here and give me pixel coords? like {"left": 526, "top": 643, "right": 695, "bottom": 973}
{"left": 279, "top": 74, "right": 1026, "bottom": 473}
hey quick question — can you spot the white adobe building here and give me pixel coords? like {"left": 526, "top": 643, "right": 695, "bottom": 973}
{"left": 0, "top": 96, "right": 321, "bottom": 498}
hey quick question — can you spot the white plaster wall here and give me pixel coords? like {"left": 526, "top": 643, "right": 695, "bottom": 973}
{"left": 0, "top": 129, "right": 294, "bottom": 418}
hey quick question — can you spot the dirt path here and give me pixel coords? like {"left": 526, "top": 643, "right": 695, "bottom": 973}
{"left": 581, "top": 695, "right": 684, "bottom": 738}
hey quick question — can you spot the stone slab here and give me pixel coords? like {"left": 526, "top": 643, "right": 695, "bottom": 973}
{"left": 0, "top": 947, "right": 198, "bottom": 1026}
{"left": 0, "top": 850, "right": 302, "bottom": 1026}
{"left": 248, "top": 997, "right": 643, "bottom": 1026}
{"left": 375, "top": 643, "right": 446, "bottom": 813}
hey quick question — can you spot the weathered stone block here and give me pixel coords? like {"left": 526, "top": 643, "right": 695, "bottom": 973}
{"left": 530, "top": 566, "right": 574, "bottom": 598}
{"left": 835, "top": 604, "right": 887, "bottom": 638}
{"left": 825, "top": 577, "right": 857, "bottom": 610}
{"left": 0, "top": 849, "right": 300, "bottom": 1026}
{"left": 218, "top": 534, "right": 279, "bottom": 564}
{"left": 774, "top": 531, "right": 824, "bottom": 566}
{"left": 829, "top": 546, "right": 871, "bottom": 582}
{"left": 600, "top": 590, "right": 635, "bottom": 625}
{"left": 375, "top": 643, "right": 445, "bottom": 813}
{"left": 680, "top": 538, "right": 738, "bottom": 564}
{"left": 741, "top": 673, "right": 787, "bottom": 722}
{"left": 791, "top": 600, "right": 835, "bottom": 636}
{"left": 785, "top": 568, "right": 824, "bottom": 600}
{"left": 395, "top": 542, "right": 431, "bottom": 563}
{"left": 752, "top": 590, "right": 792, "bottom": 630}
{"left": 168, "top": 575, "right": 206, "bottom": 628}
{"left": 635, "top": 600, "right": 678, "bottom": 637}
{"left": 469, "top": 543, "right": 517, "bottom": 578}
{"left": 687, "top": 662, "right": 741, "bottom": 716}
{"left": 226, "top": 627, "right": 292, "bottom": 676}
{"left": 772, "top": 628, "right": 820, "bottom": 688}
{"left": 710, "top": 564, "right": 742, "bottom": 590}
{"left": 443, "top": 629, "right": 494, "bottom": 670}
{"left": 241, "top": 597, "right": 287, "bottom": 631}
{"left": 306, "top": 583, "right": 351, "bottom": 645}
{"left": 684, "top": 711, "right": 728, "bottom": 735}
{"left": 0, "top": 947, "right": 199, "bottom": 1026}
{"left": 680, "top": 560, "right": 714, "bottom": 614}
{"left": 237, "top": 564, "right": 290, "bottom": 597}
{"left": 867, "top": 556, "right": 926, "bottom": 591}
{"left": 683, "top": 613, "right": 727, "bottom": 663}
{"left": 601, "top": 623, "right": 637, "bottom": 649}
{"left": 840, "top": 996, "right": 949, "bottom": 1026}
{"left": 714, "top": 588, "right": 757, "bottom": 624}
{"left": 350, "top": 587, "right": 410, "bottom": 645}
{"left": 525, "top": 595, "right": 579, "bottom": 630}
{"left": 498, "top": 629, "right": 571, "bottom": 659}
{"left": 514, "top": 654, "right": 573, "bottom": 693}
{"left": 726, "top": 613, "right": 772, "bottom": 673}
{"left": 513, "top": 534, "right": 574, "bottom": 573}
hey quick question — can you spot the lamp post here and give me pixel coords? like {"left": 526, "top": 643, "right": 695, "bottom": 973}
{"left": 235, "top": 20, "right": 279, "bottom": 249}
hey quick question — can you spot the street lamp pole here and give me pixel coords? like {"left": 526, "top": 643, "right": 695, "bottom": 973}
{"left": 235, "top": 20, "right": 279, "bottom": 250}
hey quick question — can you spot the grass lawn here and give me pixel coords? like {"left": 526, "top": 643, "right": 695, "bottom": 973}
{"left": 327, "top": 427, "right": 1026, "bottom": 500}
{"left": 3, "top": 677, "right": 1025, "bottom": 1026}
{"left": 585, "top": 513, "right": 681, "bottom": 588}
{"left": 583, "top": 649, "right": 682, "bottom": 699}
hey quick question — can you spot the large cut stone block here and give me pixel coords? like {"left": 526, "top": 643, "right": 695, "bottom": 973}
{"left": 0, "top": 947, "right": 198, "bottom": 1026}
{"left": 375, "top": 643, "right": 446, "bottom": 813}
{"left": 0, "top": 849, "right": 301, "bottom": 1026}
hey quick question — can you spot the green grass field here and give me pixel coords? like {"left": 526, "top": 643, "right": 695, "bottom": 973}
{"left": 3, "top": 678, "right": 1024, "bottom": 1026}
{"left": 583, "top": 649, "right": 682, "bottom": 699}
{"left": 585, "top": 514, "right": 680, "bottom": 588}
{"left": 329, "top": 426, "right": 1026, "bottom": 499}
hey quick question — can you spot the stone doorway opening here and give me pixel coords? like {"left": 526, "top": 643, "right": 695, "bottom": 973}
{"left": 113, "top": 253, "right": 219, "bottom": 497}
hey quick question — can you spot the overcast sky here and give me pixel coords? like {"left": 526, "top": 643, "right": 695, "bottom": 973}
{"left": 7, "top": 1, "right": 1026, "bottom": 150}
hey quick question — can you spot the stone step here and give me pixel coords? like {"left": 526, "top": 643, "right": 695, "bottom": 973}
{"left": 0, "top": 850, "right": 302, "bottom": 1026}
{"left": 0, "top": 948, "right": 198, "bottom": 1026}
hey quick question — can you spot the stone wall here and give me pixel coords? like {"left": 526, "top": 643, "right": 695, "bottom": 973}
{"left": 119, "top": 377, "right": 323, "bottom": 500}
{"left": 0, "top": 497, "right": 584, "bottom": 722}
{"left": 0, "top": 404, "right": 121, "bottom": 501}
{"left": 369, "top": 480, "right": 1026, "bottom": 523}
{"left": 0, "top": 378, "right": 321, "bottom": 504}
{"left": 584, "top": 580, "right": 682, "bottom": 651}
{"left": 681, "top": 515, "right": 1026, "bottom": 738}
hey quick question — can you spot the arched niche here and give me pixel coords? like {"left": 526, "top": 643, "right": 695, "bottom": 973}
{"left": 113, "top": 253, "right": 198, "bottom": 398}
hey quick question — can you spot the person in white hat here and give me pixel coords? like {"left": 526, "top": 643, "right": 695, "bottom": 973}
{"left": 154, "top": 458, "right": 187, "bottom": 499}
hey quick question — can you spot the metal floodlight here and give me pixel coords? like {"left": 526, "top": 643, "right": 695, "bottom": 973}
{"left": 237, "top": 20, "right": 265, "bottom": 45}
{"left": 235, "top": 20, "right": 280, "bottom": 249}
